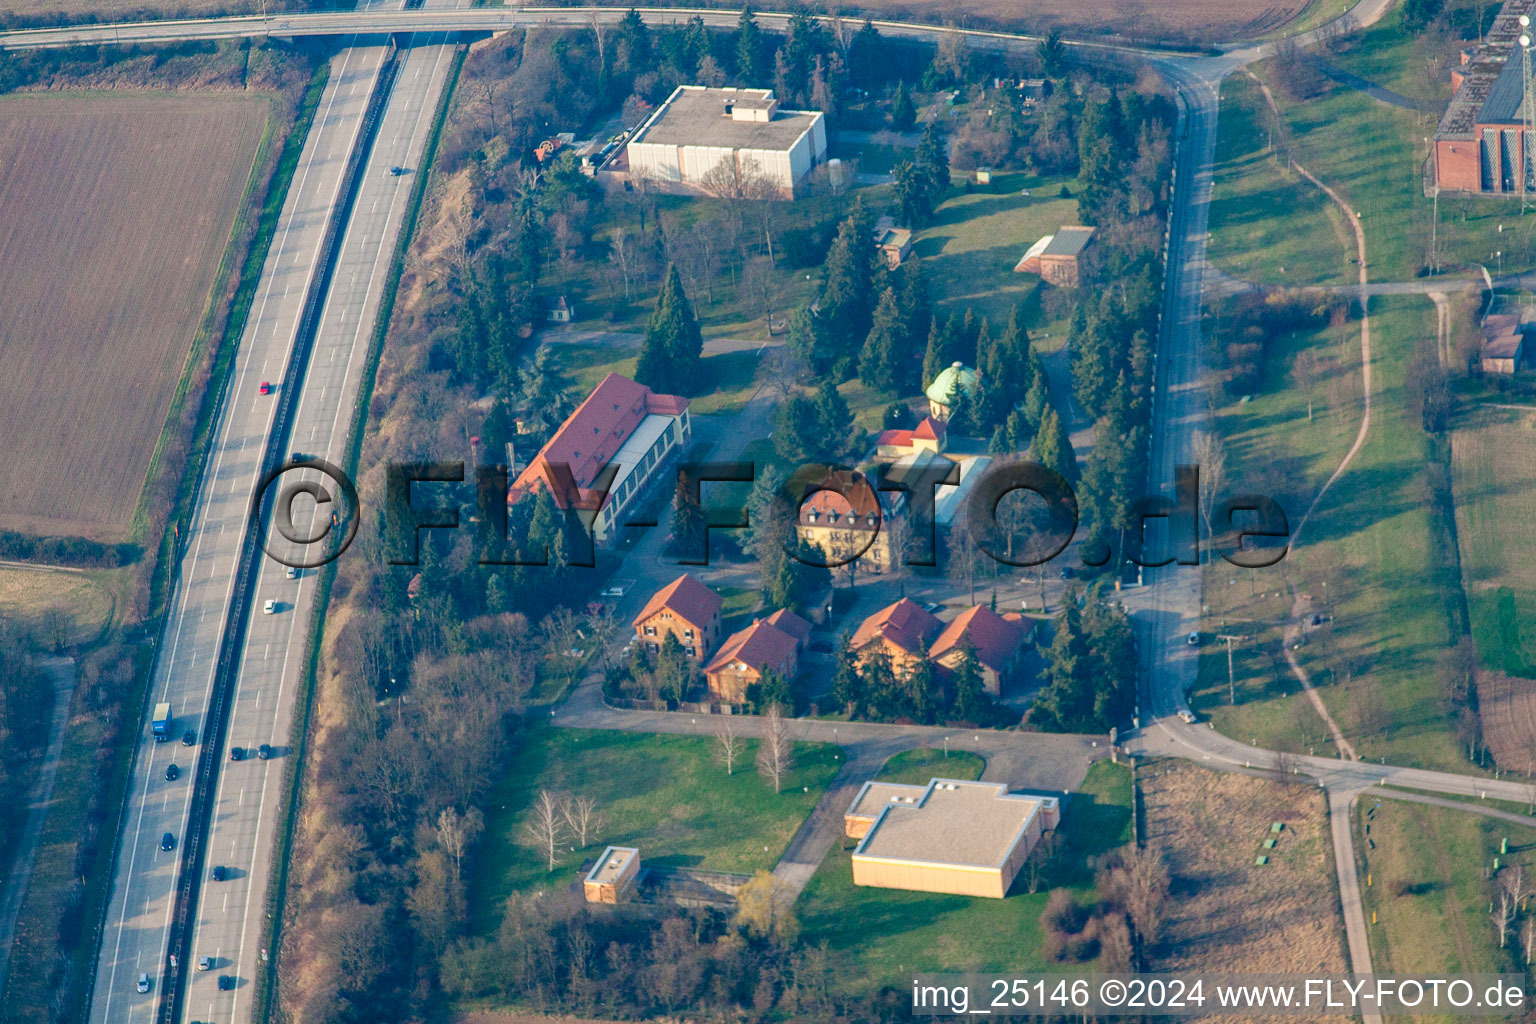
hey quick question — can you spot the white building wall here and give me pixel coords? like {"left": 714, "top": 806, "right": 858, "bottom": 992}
{"left": 624, "top": 109, "right": 827, "bottom": 196}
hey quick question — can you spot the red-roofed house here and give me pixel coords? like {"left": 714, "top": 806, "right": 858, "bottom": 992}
{"left": 633, "top": 573, "right": 723, "bottom": 661}
{"left": 928, "top": 605, "right": 1032, "bottom": 695}
{"left": 763, "top": 607, "right": 812, "bottom": 647}
{"left": 509, "top": 372, "right": 691, "bottom": 545}
{"left": 875, "top": 416, "right": 947, "bottom": 458}
{"left": 849, "top": 598, "right": 944, "bottom": 676}
{"left": 704, "top": 616, "right": 803, "bottom": 703}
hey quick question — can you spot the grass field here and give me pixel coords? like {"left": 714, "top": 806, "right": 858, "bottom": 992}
{"left": 912, "top": 170, "right": 1073, "bottom": 326}
{"left": 0, "top": 93, "right": 268, "bottom": 542}
{"left": 797, "top": 761, "right": 1130, "bottom": 992}
{"left": 0, "top": 564, "right": 122, "bottom": 645}
{"left": 1141, "top": 760, "right": 1349, "bottom": 981}
{"left": 1358, "top": 799, "right": 1536, "bottom": 1022}
{"left": 1197, "top": 297, "right": 1473, "bottom": 770}
{"left": 1207, "top": 74, "right": 1351, "bottom": 288}
{"left": 875, "top": 747, "right": 986, "bottom": 784}
{"left": 468, "top": 725, "right": 839, "bottom": 932}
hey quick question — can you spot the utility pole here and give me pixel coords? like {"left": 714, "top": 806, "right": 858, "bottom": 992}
{"left": 1216, "top": 634, "right": 1245, "bottom": 706}
{"left": 1523, "top": 20, "right": 1533, "bottom": 214}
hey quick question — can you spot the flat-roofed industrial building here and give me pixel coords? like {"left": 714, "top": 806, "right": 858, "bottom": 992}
{"left": 847, "top": 779, "right": 1059, "bottom": 899}
{"left": 623, "top": 86, "right": 827, "bottom": 198}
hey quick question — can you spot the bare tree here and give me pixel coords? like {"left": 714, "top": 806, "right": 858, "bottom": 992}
{"left": 1492, "top": 888, "right": 1516, "bottom": 948}
{"left": 1191, "top": 430, "right": 1226, "bottom": 555}
{"left": 1271, "top": 749, "right": 1301, "bottom": 783}
{"left": 758, "top": 345, "right": 804, "bottom": 400}
{"left": 542, "top": 606, "right": 587, "bottom": 691}
{"left": 522, "top": 789, "right": 566, "bottom": 871}
{"left": 1124, "top": 846, "right": 1171, "bottom": 949}
{"left": 586, "top": 602, "right": 623, "bottom": 672}
{"left": 435, "top": 806, "right": 485, "bottom": 890}
{"left": 756, "top": 703, "right": 795, "bottom": 793}
{"left": 741, "top": 255, "right": 784, "bottom": 326}
{"left": 716, "top": 720, "right": 745, "bottom": 775}
{"left": 609, "top": 226, "right": 635, "bottom": 301}
{"left": 1524, "top": 916, "right": 1536, "bottom": 965}
{"left": 699, "top": 155, "right": 780, "bottom": 263}
{"left": 1292, "top": 349, "right": 1321, "bottom": 421}
{"left": 562, "top": 794, "right": 604, "bottom": 848}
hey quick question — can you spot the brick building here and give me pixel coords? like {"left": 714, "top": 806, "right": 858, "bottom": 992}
{"left": 848, "top": 598, "right": 944, "bottom": 676}
{"left": 928, "top": 605, "right": 1032, "bottom": 696}
{"left": 1433, "top": 1, "right": 1536, "bottom": 195}
{"left": 632, "top": 573, "right": 723, "bottom": 661}
{"left": 703, "top": 609, "right": 810, "bottom": 703}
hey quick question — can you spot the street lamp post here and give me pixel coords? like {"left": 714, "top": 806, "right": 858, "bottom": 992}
{"left": 1522, "top": 20, "right": 1533, "bottom": 213}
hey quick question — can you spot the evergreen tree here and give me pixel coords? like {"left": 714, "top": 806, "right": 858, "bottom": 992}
{"left": 761, "top": 545, "right": 802, "bottom": 613}
{"left": 617, "top": 7, "right": 652, "bottom": 69}
{"left": 773, "top": 393, "right": 824, "bottom": 463}
{"left": 636, "top": 264, "right": 704, "bottom": 393}
{"left": 735, "top": 6, "right": 767, "bottom": 82}
{"left": 895, "top": 260, "right": 932, "bottom": 390}
{"left": 945, "top": 379, "right": 976, "bottom": 437}
{"left": 905, "top": 657, "right": 939, "bottom": 724}
{"left": 830, "top": 640, "right": 864, "bottom": 715}
{"left": 818, "top": 211, "right": 878, "bottom": 374}
{"left": 917, "top": 121, "right": 951, "bottom": 202}
{"left": 671, "top": 469, "right": 707, "bottom": 558}
{"left": 952, "top": 646, "right": 989, "bottom": 724}
{"left": 1021, "top": 373, "right": 1051, "bottom": 433}
{"left": 922, "top": 316, "right": 953, "bottom": 391}
{"left": 1034, "top": 407, "right": 1078, "bottom": 483}
{"left": 892, "top": 160, "right": 934, "bottom": 227}
{"left": 812, "top": 379, "right": 854, "bottom": 456}
{"left": 848, "top": 19, "right": 885, "bottom": 90}
{"left": 891, "top": 80, "right": 917, "bottom": 130}
{"left": 751, "top": 666, "right": 796, "bottom": 714}
{"left": 859, "top": 287, "right": 905, "bottom": 393}
{"left": 1031, "top": 597, "right": 1096, "bottom": 731}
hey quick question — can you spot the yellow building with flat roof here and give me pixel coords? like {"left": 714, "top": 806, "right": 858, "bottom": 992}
{"left": 847, "top": 779, "right": 1059, "bottom": 899}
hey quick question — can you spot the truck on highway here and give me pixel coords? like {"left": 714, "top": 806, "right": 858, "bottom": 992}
{"left": 152, "top": 702, "right": 172, "bottom": 741}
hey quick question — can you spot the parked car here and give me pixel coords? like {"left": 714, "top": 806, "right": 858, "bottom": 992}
{"left": 230, "top": 746, "right": 244, "bottom": 761}
{"left": 160, "top": 832, "right": 175, "bottom": 852}
{"left": 1312, "top": 614, "right": 1324, "bottom": 626}
{"left": 137, "top": 973, "right": 151, "bottom": 993}
{"left": 263, "top": 599, "right": 276, "bottom": 614}
{"left": 182, "top": 729, "right": 196, "bottom": 746}
{"left": 1178, "top": 709, "right": 1198, "bottom": 724}
{"left": 198, "top": 956, "right": 212, "bottom": 972}
{"left": 258, "top": 744, "right": 272, "bottom": 760}
{"left": 211, "top": 865, "right": 227, "bottom": 882}
{"left": 165, "top": 764, "right": 179, "bottom": 781}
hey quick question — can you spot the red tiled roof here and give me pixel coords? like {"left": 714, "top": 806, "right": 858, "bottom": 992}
{"left": 912, "top": 417, "right": 945, "bottom": 441}
{"left": 763, "top": 607, "right": 811, "bottom": 645}
{"left": 509, "top": 372, "right": 689, "bottom": 510}
{"left": 799, "top": 471, "right": 883, "bottom": 529}
{"left": 875, "top": 417, "right": 944, "bottom": 451}
{"left": 929, "top": 605, "right": 1030, "bottom": 673}
{"left": 633, "top": 573, "right": 722, "bottom": 631}
{"left": 876, "top": 427, "right": 915, "bottom": 448}
{"left": 850, "top": 598, "right": 943, "bottom": 657}
{"left": 705, "top": 618, "right": 799, "bottom": 676}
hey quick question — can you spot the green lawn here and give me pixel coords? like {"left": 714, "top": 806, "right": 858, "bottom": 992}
{"left": 469, "top": 725, "right": 839, "bottom": 932}
{"left": 875, "top": 747, "right": 985, "bottom": 785}
{"left": 1207, "top": 74, "right": 1351, "bottom": 287}
{"left": 797, "top": 761, "right": 1130, "bottom": 991}
{"left": 1248, "top": 47, "right": 1535, "bottom": 282}
{"left": 912, "top": 170, "right": 1074, "bottom": 325}
{"left": 1358, "top": 798, "right": 1536, "bottom": 1021}
{"left": 1450, "top": 405, "right": 1536, "bottom": 679}
{"left": 1198, "top": 296, "right": 1474, "bottom": 770}
{"left": 1326, "top": 9, "right": 1452, "bottom": 109}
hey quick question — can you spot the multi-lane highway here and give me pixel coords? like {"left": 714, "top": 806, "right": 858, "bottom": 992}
{"left": 88, "top": 42, "right": 387, "bottom": 1024}
{"left": 180, "top": 17, "right": 463, "bottom": 1023}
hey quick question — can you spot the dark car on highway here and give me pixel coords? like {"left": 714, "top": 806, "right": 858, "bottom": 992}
{"left": 160, "top": 832, "right": 175, "bottom": 852}
{"left": 218, "top": 975, "right": 236, "bottom": 991}
{"left": 182, "top": 729, "right": 196, "bottom": 746}
{"left": 258, "top": 744, "right": 272, "bottom": 760}
{"left": 230, "top": 746, "right": 244, "bottom": 761}
{"left": 211, "top": 865, "right": 227, "bottom": 882}
{"left": 165, "top": 764, "right": 179, "bottom": 781}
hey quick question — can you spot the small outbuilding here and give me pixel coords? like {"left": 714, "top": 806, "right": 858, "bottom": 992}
{"left": 1480, "top": 312, "right": 1526, "bottom": 374}
{"left": 1014, "top": 225, "right": 1096, "bottom": 287}
{"left": 584, "top": 846, "right": 641, "bottom": 903}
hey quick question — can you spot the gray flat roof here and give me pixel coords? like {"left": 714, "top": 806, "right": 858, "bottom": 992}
{"left": 854, "top": 779, "right": 1044, "bottom": 869}
{"left": 586, "top": 845, "right": 638, "bottom": 885}
{"left": 1042, "top": 226, "right": 1095, "bottom": 257}
{"left": 630, "top": 86, "right": 821, "bottom": 151}
{"left": 847, "top": 781, "right": 928, "bottom": 819}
